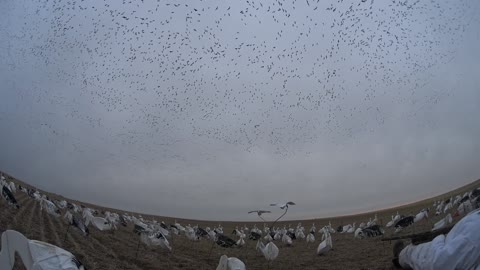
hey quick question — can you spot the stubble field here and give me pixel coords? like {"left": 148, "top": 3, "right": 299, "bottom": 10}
{"left": 1, "top": 173, "right": 478, "bottom": 270}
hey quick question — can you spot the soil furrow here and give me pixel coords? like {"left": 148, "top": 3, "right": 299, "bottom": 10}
{"left": 0, "top": 206, "right": 16, "bottom": 231}
{"left": 15, "top": 193, "right": 30, "bottom": 206}
{"left": 27, "top": 201, "right": 43, "bottom": 241}
{"left": 8, "top": 199, "right": 36, "bottom": 240}
{"left": 37, "top": 205, "right": 47, "bottom": 242}
{"left": 65, "top": 232, "right": 94, "bottom": 269}
{"left": 62, "top": 222, "right": 119, "bottom": 269}
{"left": 44, "top": 209, "right": 63, "bottom": 246}
{"left": 22, "top": 200, "right": 39, "bottom": 240}
{"left": 12, "top": 198, "right": 35, "bottom": 229}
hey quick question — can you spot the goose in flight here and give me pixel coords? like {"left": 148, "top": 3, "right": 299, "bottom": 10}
{"left": 0, "top": 230, "right": 86, "bottom": 269}
{"left": 248, "top": 210, "right": 271, "bottom": 221}
{"left": 269, "top": 202, "right": 296, "bottom": 229}
{"left": 270, "top": 202, "right": 295, "bottom": 209}
{"left": 248, "top": 210, "right": 271, "bottom": 216}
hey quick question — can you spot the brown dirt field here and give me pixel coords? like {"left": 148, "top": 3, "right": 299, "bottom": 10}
{"left": 1, "top": 171, "right": 479, "bottom": 270}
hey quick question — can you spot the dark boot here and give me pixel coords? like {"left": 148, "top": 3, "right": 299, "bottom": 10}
{"left": 392, "top": 240, "right": 404, "bottom": 268}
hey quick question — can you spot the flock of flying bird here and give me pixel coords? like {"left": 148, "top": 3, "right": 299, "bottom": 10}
{"left": 2, "top": 173, "right": 480, "bottom": 269}
{"left": 1, "top": 0, "right": 477, "bottom": 159}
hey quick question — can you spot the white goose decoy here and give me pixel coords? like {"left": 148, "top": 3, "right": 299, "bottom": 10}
{"left": 453, "top": 195, "right": 462, "bottom": 206}
{"left": 57, "top": 200, "right": 67, "bottom": 209}
{"left": 386, "top": 216, "right": 395, "bottom": 228}
{"left": 263, "top": 233, "right": 273, "bottom": 242}
{"left": 366, "top": 218, "right": 373, "bottom": 227}
{"left": 86, "top": 215, "right": 115, "bottom": 231}
{"left": 256, "top": 240, "right": 279, "bottom": 261}
{"left": 40, "top": 199, "right": 61, "bottom": 217}
{"left": 444, "top": 201, "right": 453, "bottom": 213}
{"left": 413, "top": 209, "right": 428, "bottom": 223}
{"left": 341, "top": 224, "right": 350, "bottom": 233}
{"left": 8, "top": 182, "right": 16, "bottom": 194}
{"left": 320, "top": 227, "right": 330, "bottom": 241}
{"left": 105, "top": 212, "right": 119, "bottom": 226}
{"left": 393, "top": 211, "right": 401, "bottom": 222}
{"left": 346, "top": 223, "right": 356, "bottom": 233}
{"left": 281, "top": 232, "right": 293, "bottom": 246}
{"left": 317, "top": 230, "right": 333, "bottom": 255}
{"left": 236, "top": 234, "right": 246, "bottom": 247}
{"left": 0, "top": 230, "right": 85, "bottom": 270}
{"left": 296, "top": 228, "right": 305, "bottom": 239}
{"left": 432, "top": 213, "right": 453, "bottom": 231}
{"left": 140, "top": 232, "right": 172, "bottom": 251}
{"left": 64, "top": 211, "right": 89, "bottom": 236}
{"left": 71, "top": 203, "right": 81, "bottom": 213}
{"left": 435, "top": 201, "right": 445, "bottom": 215}
{"left": 273, "top": 230, "right": 281, "bottom": 241}
{"left": 263, "top": 225, "right": 270, "bottom": 235}
{"left": 216, "top": 255, "right": 246, "bottom": 270}
{"left": 454, "top": 199, "right": 474, "bottom": 217}
{"left": 354, "top": 227, "right": 363, "bottom": 239}
{"left": 327, "top": 222, "right": 335, "bottom": 234}
{"left": 173, "top": 220, "right": 186, "bottom": 234}
{"left": 185, "top": 227, "right": 199, "bottom": 241}
{"left": 216, "top": 224, "right": 224, "bottom": 234}
{"left": 306, "top": 232, "right": 315, "bottom": 243}
{"left": 207, "top": 228, "right": 216, "bottom": 241}
{"left": 370, "top": 214, "right": 378, "bottom": 225}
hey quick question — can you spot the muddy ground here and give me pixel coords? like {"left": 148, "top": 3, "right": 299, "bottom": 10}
{"left": 1, "top": 173, "right": 478, "bottom": 270}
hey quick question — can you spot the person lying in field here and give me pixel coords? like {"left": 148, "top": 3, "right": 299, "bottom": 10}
{"left": 392, "top": 207, "right": 480, "bottom": 270}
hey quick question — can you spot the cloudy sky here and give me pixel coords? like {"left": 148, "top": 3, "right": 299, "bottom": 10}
{"left": 1, "top": 0, "right": 479, "bottom": 221}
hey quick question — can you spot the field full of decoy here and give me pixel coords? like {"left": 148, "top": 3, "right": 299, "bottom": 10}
{"left": 1, "top": 172, "right": 479, "bottom": 269}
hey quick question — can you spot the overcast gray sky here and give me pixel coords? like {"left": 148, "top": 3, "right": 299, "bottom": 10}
{"left": 1, "top": 0, "right": 479, "bottom": 221}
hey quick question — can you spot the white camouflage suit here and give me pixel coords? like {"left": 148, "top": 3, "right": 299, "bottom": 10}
{"left": 399, "top": 209, "right": 480, "bottom": 270}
